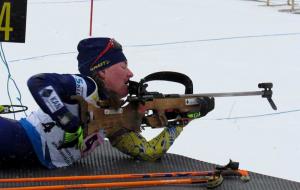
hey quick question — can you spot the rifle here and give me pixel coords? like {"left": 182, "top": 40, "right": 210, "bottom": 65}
{"left": 73, "top": 71, "right": 277, "bottom": 138}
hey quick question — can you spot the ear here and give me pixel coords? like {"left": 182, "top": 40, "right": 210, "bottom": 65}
{"left": 97, "top": 70, "right": 106, "bottom": 79}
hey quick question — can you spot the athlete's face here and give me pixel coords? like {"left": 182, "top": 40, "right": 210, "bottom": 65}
{"left": 98, "top": 61, "right": 133, "bottom": 98}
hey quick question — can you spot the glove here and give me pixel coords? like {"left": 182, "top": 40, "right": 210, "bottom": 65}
{"left": 59, "top": 126, "right": 84, "bottom": 150}
{"left": 187, "top": 97, "right": 215, "bottom": 119}
{"left": 198, "top": 96, "right": 215, "bottom": 116}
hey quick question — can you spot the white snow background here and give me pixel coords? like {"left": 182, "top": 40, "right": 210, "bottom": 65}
{"left": 1, "top": 0, "right": 300, "bottom": 182}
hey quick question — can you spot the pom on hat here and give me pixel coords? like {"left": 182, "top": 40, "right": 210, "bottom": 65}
{"left": 77, "top": 37, "right": 127, "bottom": 77}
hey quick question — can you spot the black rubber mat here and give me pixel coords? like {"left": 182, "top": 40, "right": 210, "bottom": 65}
{"left": 1, "top": 141, "right": 300, "bottom": 189}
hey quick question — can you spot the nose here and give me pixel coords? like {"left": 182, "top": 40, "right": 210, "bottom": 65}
{"left": 127, "top": 68, "right": 134, "bottom": 78}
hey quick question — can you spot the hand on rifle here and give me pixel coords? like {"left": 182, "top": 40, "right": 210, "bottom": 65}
{"left": 196, "top": 96, "right": 215, "bottom": 117}
{"left": 165, "top": 97, "right": 215, "bottom": 128}
{"left": 179, "top": 96, "right": 214, "bottom": 125}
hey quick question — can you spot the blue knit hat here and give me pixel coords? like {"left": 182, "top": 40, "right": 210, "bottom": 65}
{"left": 77, "top": 37, "right": 127, "bottom": 77}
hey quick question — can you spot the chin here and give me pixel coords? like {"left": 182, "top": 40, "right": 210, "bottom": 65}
{"left": 120, "top": 89, "right": 129, "bottom": 98}
{"left": 120, "top": 92, "right": 128, "bottom": 98}
{"left": 113, "top": 90, "right": 126, "bottom": 98}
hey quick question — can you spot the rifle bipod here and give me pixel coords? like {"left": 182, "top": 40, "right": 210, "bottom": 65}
{"left": 258, "top": 83, "right": 277, "bottom": 110}
{"left": 0, "top": 105, "right": 28, "bottom": 114}
{"left": 0, "top": 160, "right": 250, "bottom": 189}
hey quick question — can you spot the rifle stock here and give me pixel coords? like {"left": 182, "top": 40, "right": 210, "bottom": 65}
{"left": 73, "top": 95, "right": 203, "bottom": 137}
{"left": 72, "top": 95, "right": 143, "bottom": 137}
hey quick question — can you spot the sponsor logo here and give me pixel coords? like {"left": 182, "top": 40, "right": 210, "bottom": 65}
{"left": 75, "top": 77, "right": 84, "bottom": 95}
{"left": 90, "top": 60, "right": 110, "bottom": 72}
{"left": 50, "top": 96, "right": 63, "bottom": 110}
{"left": 39, "top": 86, "right": 64, "bottom": 113}
{"left": 72, "top": 75, "right": 87, "bottom": 97}
{"left": 187, "top": 111, "right": 201, "bottom": 119}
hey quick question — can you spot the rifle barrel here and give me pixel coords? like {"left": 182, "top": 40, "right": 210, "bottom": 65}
{"left": 180, "top": 90, "right": 264, "bottom": 98}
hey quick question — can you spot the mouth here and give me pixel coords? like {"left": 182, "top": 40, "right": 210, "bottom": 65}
{"left": 124, "top": 81, "right": 130, "bottom": 92}
{"left": 125, "top": 80, "right": 129, "bottom": 86}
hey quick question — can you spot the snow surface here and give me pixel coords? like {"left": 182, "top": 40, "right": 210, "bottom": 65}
{"left": 1, "top": 0, "right": 300, "bottom": 182}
